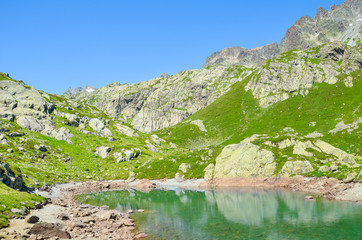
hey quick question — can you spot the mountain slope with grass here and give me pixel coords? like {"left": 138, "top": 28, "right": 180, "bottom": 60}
{"left": 0, "top": 0, "right": 361, "bottom": 230}
{"left": 157, "top": 42, "right": 361, "bottom": 181}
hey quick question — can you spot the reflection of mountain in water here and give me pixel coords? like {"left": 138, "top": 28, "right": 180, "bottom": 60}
{"left": 79, "top": 189, "right": 362, "bottom": 240}
{"left": 208, "top": 189, "right": 360, "bottom": 226}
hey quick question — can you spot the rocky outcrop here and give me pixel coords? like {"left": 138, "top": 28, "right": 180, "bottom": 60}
{"left": 16, "top": 116, "right": 44, "bottom": 132}
{"left": 246, "top": 42, "right": 362, "bottom": 108}
{"left": 0, "top": 79, "right": 54, "bottom": 119}
{"left": 95, "top": 146, "right": 111, "bottom": 158}
{"left": 41, "top": 125, "right": 74, "bottom": 144}
{"left": 279, "top": 161, "right": 314, "bottom": 176}
{"left": 204, "top": 0, "right": 362, "bottom": 68}
{"left": 203, "top": 43, "right": 281, "bottom": 68}
{"left": 68, "top": 66, "right": 252, "bottom": 133}
{"left": 206, "top": 141, "right": 276, "bottom": 179}
{"left": 0, "top": 161, "right": 24, "bottom": 190}
{"left": 89, "top": 118, "right": 113, "bottom": 137}
{"left": 113, "top": 148, "right": 141, "bottom": 163}
{"left": 115, "top": 124, "right": 138, "bottom": 137}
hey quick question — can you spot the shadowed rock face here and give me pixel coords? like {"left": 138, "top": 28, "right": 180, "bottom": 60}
{"left": 0, "top": 161, "right": 24, "bottom": 190}
{"left": 203, "top": 0, "right": 362, "bottom": 68}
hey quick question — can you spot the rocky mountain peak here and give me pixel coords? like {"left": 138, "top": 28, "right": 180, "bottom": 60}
{"left": 203, "top": 0, "right": 361, "bottom": 68}
{"left": 159, "top": 73, "right": 170, "bottom": 78}
{"left": 314, "top": 7, "right": 328, "bottom": 21}
{"left": 64, "top": 85, "right": 97, "bottom": 95}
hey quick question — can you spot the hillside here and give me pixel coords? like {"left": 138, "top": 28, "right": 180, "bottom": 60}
{"left": 0, "top": 0, "right": 361, "bottom": 230}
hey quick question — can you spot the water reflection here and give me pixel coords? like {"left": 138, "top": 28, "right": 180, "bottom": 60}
{"left": 79, "top": 188, "right": 362, "bottom": 240}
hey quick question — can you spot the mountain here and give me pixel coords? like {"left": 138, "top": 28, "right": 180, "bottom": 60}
{"left": 0, "top": 0, "right": 361, "bottom": 229}
{"left": 65, "top": 0, "right": 361, "bottom": 134}
{"left": 203, "top": 0, "right": 362, "bottom": 68}
{"left": 63, "top": 85, "right": 97, "bottom": 95}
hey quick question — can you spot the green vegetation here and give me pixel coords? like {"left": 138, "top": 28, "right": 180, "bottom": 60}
{"left": 1, "top": 43, "right": 361, "bottom": 229}
{"left": 0, "top": 182, "right": 44, "bottom": 228}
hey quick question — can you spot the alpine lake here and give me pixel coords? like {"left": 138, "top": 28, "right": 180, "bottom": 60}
{"left": 77, "top": 188, "right": 362, "bottom": 240}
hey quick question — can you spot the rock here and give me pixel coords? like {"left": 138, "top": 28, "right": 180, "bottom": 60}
{"left": 11, "top": 207, "right": 27, "bottom": 216}
{"left": 127, "top": 209, "right": 134, "bottom": 214}
{"left": 179, "top": 163, "right": 191, "bottom": 173}
{"left": 95, "top": 146, "right": 111, "bottom": 158}
{"left": 34, "top": 144, "right": 47, "bottom": 152}
{"left": 127, "top": 172, "right": 136, "bottom": 182}
{"left": 204, "top": 164, "right": 215, "bottom": 180}
{"left": 0, "top": 80, "right": 54, "bottom": 116}
{"left": 190, "top": 119, "right": 207, "bottom": 132}
{"left": 210, "top": 141, "right": 276, "bottom": 179}
{"left": 16, "top": 116, "right": 44, "bottom": 132}
{"left": 136, "top": 209, "right": 144, "bottom": 212}
{"left": 314, "top": 140, "right": 360, "bottom": 167}
{"left": 319, "top": 166, "right": 331, "bottom": 172}
{"left": 65, "top": 113, "right": 80, "bottom": 127}
{"left": 329, "top": 117, "right": 362, "bottom": 134}
{"left": 57, "top": 213, "right": 69, "bottom": 221}
{"left": 67, "top": 65, "right": 251, "bottom": 133}
{"left": 27, "top": 216, "right": 40, "bottom": 224}
{"left": 0, "top": 133, "right": 7, "bottom": 145}
{"left": 0, "top": 161, "right": 24, "bottom": 190}
{"left": 116, "top": 124, "right": 138, "bottom": 137}
{"left": 8, "top": 132, "right": 25, "bottom": 137}
{"left": 279, "top": 161, "right": 314, "bottom": 176}
{"left": 150, "top": 134, "right": 164, "bottom": 146}
{"left": 41, "top": 125, "right": 74, "bottom": 144}
{"left": 293, "top": 141, "right": 314, "bottom": 157}
{"left": 89, "top": 118, "right": 113, "bottom": 137}
{"left": 134, "top": 232, "right": 148, "bottom": 239}
{"left": 304, "top": 195, "right": 314, "bottom": 200}
{"left": 114, "top": 148, "right": 141, "bottom": 163}
{"left": 29, "top": 223, "right": 71, "bottom": 239}
{"left": 343, "top": 173, "right": 356, "bottom": 183}
{"left": 0, "top": 111, "right": 15, "bottom": 121}
{"left": 145, "top": 140, "right": 162, "bottom": 153}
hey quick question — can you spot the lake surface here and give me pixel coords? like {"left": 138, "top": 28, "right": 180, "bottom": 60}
{"left": 78, "top": 188, "right": 362, "bottom": 240}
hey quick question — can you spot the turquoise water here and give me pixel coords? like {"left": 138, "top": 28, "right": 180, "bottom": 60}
{"left": 78, "top": 188, "right": 362, "bottom": 240}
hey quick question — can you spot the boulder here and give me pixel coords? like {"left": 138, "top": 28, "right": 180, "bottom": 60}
{"left": 27, "top": 215, "right": 40, "bottom": 224}
{"left": 89, "top": 118, "right": 113, "bottom": 137}
{"left": 210, "top": 141, "right": 276, "bottom": 179}
{"left": 95, "top": 146, "right": 111, "bottom": 158}
{"left": 29, "top": 223, "right": 71, "bottom": 239}
{"left": 179, "top": 163, "right": 191, "bottom": 173}
{"left": 279, "top": 161, "right": 314, "bottom": 176}
{"left": 64, "top": 113, "right": 79, "bottom": 127}
{"left": 0, "top": 80, "right": 55, "bottom": 115}
{"left": 116, "top": 124, "right": 138, "bottom": 137}
{"left": 34, "top": 145, "right": 47, "bottom": 152}
{"left": 114, "top": 148, "right": 141, "bottom": 163}
{"left": 89, "top": 118, "right": 105, "bottom": 132}
{"left": 16, "top": 116, "right": 44, "bottom": 132}
{"left": 319, "top": 166, "right": 331, "bottom": 172}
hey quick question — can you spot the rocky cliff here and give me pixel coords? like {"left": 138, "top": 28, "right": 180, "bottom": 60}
{"left": 68, "top": 66, "right": 253, "bottom": 133}
{"left": 203, "top": 0, "right": 362, "bottom": 68}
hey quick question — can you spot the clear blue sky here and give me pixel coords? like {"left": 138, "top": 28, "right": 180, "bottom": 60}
{"left": 1, "top": 0, "right": 344, "bottom": 94}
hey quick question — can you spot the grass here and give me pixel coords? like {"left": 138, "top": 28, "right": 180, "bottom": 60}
{"left": 0, "top": 42, "right": 361, "bottom": 225}
{"left": 0, "top": 182, "right": 44, "bottom": 228}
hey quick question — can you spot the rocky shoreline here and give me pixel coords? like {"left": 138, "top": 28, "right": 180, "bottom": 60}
{"left": 1, "top": 177, "right": 361, "bottom": 239}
